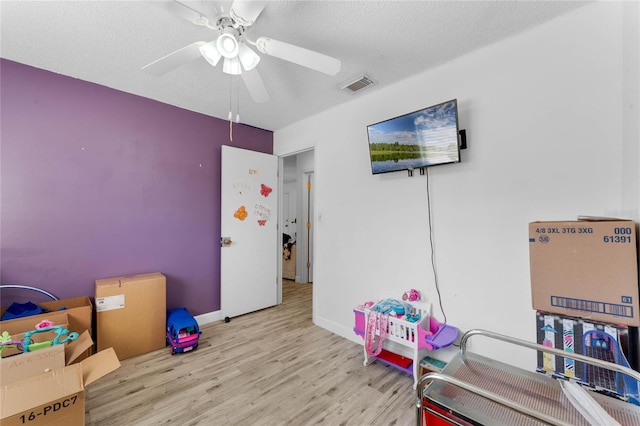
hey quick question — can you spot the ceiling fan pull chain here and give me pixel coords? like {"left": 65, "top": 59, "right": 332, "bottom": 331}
{"left": 236, "top": 78, "right": 240, "bottom": 123}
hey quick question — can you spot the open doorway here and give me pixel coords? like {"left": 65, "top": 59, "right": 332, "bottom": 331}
{"left": 280, "top": 149, "right": 314, "bottom": 297}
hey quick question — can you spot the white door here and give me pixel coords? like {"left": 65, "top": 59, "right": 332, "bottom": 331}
{"left": 221, "top": 145, "right": 278, "bottom": 320}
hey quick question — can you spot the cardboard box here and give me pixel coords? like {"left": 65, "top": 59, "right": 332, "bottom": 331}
{"left": 0, "top": 296, "right": 93, "bottom": 333}
{"left": 1, "top": 330, "right": 93, "bottom": 385}
{"left": 1, "top": 298, "right": 93, "bottom": 361}
{"left": 1, "top": 344, "right": 66, "bottom": 384}
{"left": 535, "top": 311, "right": 638, "bottom": 404}
{"left": 1, "top": 296, "right": 93, "bottom": 339}
{"left": 0, "top": 347, "right": 119, "bottom": 426}
{"left": 529, "top": 219, "right": 639, "bottom": 326}
{"left": 0, "top": 311, "right": 71, "bottom": 337}
{"left": 95, "top": 272, "right": 166, "bottom": 360}
{"left": 0, "top": 315, "right": 71, "bottom": 359}
{"left": 0, "top": 311, "right": 71, "bottom": 358}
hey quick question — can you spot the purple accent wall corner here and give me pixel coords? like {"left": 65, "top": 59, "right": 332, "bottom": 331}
{"left": 0, "top": 59, "right": 273, "bottom": 315}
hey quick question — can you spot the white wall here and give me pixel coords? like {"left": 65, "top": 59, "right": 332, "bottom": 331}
{"left": 274, "top": 2, "right": 639, "bottom": 370}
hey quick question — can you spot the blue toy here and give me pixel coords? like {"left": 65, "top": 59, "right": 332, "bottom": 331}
{"left": 166, "top": 308, "right": 200, "bottom": 354}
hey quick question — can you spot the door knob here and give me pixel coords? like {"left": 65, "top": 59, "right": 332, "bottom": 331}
{"left": 221, "top": 237, "right": 233, "bottom": 247}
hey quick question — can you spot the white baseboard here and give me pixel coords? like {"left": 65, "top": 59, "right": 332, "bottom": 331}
{"left": 195, "top": 310, "right": 221, "bottom": 326}
{"left": 313, "top": 314, "right": 363, "bottom": 346}
{"left": 194, "top": 310, "right": 364, "bottom": 350}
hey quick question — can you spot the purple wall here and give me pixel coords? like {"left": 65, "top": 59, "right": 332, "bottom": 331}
{"left": 0, "top": 59, "right": 273, "bottom": 315}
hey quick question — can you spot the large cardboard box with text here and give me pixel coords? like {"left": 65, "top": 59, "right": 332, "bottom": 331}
{"left": 95, "top": 272, "right": 166, "bottom": 360}
{"left": 0, "top": 296, "right": 93, "bottom": 360}
{"left": 529, "top": 219, "right": 639, "bottom": 326}
{"left": 0, "top": 332, "right": 120, "bottom": 426}
{"left": 1, "top": 330, "right": 92, "bottom": 385}
{"left": 0, "top": 311, "right": 72, "bottom": 359}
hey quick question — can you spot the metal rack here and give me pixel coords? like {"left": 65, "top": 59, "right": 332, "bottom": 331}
{"left": 416, "top": 328, "right": 640, "bottom": 425}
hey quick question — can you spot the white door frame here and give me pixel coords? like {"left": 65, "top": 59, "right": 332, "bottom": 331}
{"left": 301, "top": 171, "right": 314, "bottom": 283}
{"left": 277, "top": 148, "right": 315, "bottom": 291}
{"left": 277, "top": 156, "right": 284, "bottom": 304}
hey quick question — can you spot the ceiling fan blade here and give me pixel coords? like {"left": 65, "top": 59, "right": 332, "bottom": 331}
{"left": 142, "top": 41, "right": 207, "bottom": 76}
{"left": 230, "top": 1, "right": 267, "bottom": 26}
{"left": 241, "top": 68, "right": 270, "bottom": 103}
{"left": 255, "top": 37, "right": 341, "bottom": 76}
{"left": 153, "top": 1, "right": 212, "bottom": 26}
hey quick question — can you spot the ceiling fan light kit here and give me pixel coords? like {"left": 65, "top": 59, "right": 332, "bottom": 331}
{"left": 199, "top": 41, "right": 222, "bottom": 67}
{"left": 144, "top": 1, "right": 342, "bottom": 104}
{"left": 238, "top": 43, "right": 260, "bottom": 71}
{"left": 223, "top": 57, "right": 242, "bottom": 75}
{"left": 217, "top": 29, "right": 240, "bottom": 59}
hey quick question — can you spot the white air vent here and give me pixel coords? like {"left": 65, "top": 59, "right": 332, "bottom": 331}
{"left": 339, "top": 74, "right": 377, "bottom": 93}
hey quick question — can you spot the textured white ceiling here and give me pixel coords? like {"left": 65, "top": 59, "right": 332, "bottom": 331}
{"left": 1, "top": 1, "right": 590, "bottom": 131}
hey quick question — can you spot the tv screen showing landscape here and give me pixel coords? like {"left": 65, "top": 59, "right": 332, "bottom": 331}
{"left": 366, "top": 99, "right": 460, "bottom": 174}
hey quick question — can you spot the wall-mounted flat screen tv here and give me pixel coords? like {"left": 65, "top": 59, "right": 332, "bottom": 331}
{"left": 366, "top": 99, "right": 461, "bottom": 175}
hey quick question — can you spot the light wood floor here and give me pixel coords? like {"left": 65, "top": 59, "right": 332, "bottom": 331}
{"left": 85, "top": 280, "right": 417, "bottom": 425}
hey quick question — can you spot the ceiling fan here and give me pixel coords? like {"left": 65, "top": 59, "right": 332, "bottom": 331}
{"left": 142, "top": 1, "right": 342, "bottom": 104}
